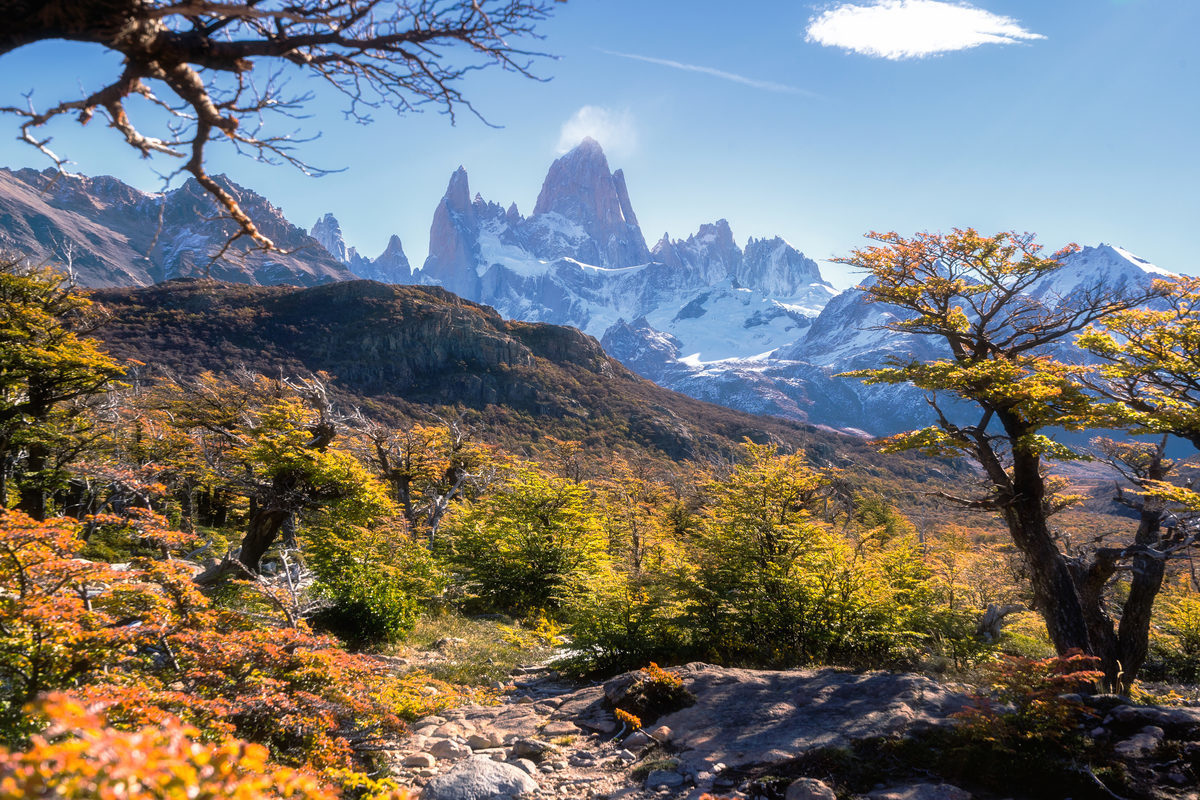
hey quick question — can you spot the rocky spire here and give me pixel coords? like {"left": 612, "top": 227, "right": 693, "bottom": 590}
{"left": 531, "top": 138, "right": 651, "bottom": 267}
{"left": 310, "top": 212, "right": 348, "bottom": 262}
{"left": 422, "top": 166, "right": 481, "bottom": 300}
{"left": 738, "top": 237, "right": 827, "bottom": 298}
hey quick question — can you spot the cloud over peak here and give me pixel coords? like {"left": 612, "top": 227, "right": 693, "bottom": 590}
{"left": 806, "top": 0, "right": 1044, "bottom": 60}
{"left": 557, "top": 106, "right": 637, "bottom": 158}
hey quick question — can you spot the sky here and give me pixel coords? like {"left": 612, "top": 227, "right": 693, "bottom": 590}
{"left": 0, "top": 0, "right": 1196, "bottom": 288}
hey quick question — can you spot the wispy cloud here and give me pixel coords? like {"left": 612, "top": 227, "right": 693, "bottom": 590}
{"left": 600, "top": 49, "right": 817, "bottom": 97}
{"left": 557, "top": 106, "right": 638, "bottom": 157}
{"left": 806, "top": 0, "right": 1044, "bottom": 60}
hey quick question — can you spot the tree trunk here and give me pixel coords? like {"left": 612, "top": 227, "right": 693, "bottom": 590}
{"left": 238, "top": 506, "right": 289, "bottom": 573}
{"left": 1002, "top": 444, "right": 1092, "bottom": 655}
{"left": 16, "top": 442, "right": 49, "bottom": 521}
{"left": 1113, "top": 507, "right": 1167, "bottom": 692}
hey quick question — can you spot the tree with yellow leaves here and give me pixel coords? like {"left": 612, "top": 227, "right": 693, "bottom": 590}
{"left": 838, "top": 228, "right": 1172, "bottom": 690}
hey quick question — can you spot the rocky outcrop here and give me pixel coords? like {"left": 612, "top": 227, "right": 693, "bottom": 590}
{"left": 350, "top": 234, "right": 412, "bottom": 283}
{"left": 740, "top": 236, "right": 827, "bottom": 300}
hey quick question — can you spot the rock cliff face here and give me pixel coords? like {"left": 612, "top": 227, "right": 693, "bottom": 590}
{"left": 310, "top": 213, "right": 348, "bottom": 263}
{"left": 0, "top": 167, "right": 352, "bottom": 287}
{"left": 423, "top": 167, "right": 482, "bottom": 300}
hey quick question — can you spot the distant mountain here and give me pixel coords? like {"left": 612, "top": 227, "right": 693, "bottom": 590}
{"left": 309, "top": 212, "right": 413, "bottom": 284}
{"left": 616, "top": 244, "right": 1176, "bottom": 435}
{"left": 0, "top": 167, "right": 352, "bottom": 287}
{"left": 408, "top": 138, "right": 837, "bottom": 362}
{"left": 1, "top": 149, "right": 1173, "bottom": 439}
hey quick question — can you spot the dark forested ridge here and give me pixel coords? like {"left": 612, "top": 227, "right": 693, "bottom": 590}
{"left": 90, "top": 278, "right": 941, "bottom": 477}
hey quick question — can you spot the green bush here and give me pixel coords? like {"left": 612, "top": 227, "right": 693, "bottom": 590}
{"left": 683, "top": 444, "right": 930, "bottom": 667}
{"left": 442, "top": 464, "right": 608, "bottom": 618}
{"left": 305, "top": 518, "right": 444, "bottom": 646}
{"left": 1146, "top": 580, "right": 1200, "bottom": 682}
{"left": 564, "top": 574, "right": 688, "bottom": 674}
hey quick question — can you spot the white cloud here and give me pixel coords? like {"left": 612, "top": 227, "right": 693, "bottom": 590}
{"left": 601, "top": 50, "right": 817, "bottom": 96}
{"left": 556, "top": 106, "right": 637, "bottom": 157}
{"left": 806, "top": 0, "right": 1044, "bottom": 60}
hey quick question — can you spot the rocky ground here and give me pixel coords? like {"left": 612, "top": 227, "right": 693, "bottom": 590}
{"left": 375, "top": 653, "right": 1200, "bottom": 800}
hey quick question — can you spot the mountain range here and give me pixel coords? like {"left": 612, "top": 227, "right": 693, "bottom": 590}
{"left": 0, "top": 142, "right": 1174, "bottom": 437}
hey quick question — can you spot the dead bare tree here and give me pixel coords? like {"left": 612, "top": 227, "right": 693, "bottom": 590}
{"left": 0, "top": 1, "right": 562, "bottom": 253}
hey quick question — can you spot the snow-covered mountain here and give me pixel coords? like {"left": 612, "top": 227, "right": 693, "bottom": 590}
{"left": 615, "top": 243, "right": 1176, "bottom": 435}
{"left": 0, "top": 146, "right": 1174, "bottom": 438}
{"left": 406, "top": 138, "right": 837, "bottom": 363}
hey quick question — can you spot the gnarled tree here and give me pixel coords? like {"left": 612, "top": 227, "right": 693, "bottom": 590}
{"left": 838, "top": 228, "right": 1180, "bottom": 690}
{"left": 0, "top": 1, "right": 561, "bottom": 252}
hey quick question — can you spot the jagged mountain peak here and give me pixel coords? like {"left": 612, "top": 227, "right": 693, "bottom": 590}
{"left": 444, "top": 166, "right": 473, "bottom": 212}
{"left": 310, "top": 212, "right": 348, "bottom": 263}
{"left": 1028, "top": 243, "right": 1174, "bottom": 307}
{"left": 530, "top": 139, "right": 650, "bottom": 268}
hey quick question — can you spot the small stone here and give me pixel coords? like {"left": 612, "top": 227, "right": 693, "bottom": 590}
{"left": 509, "top": 738, "right": 556, "bottom": 761}
{"left": 866, "top": 784, "right": 972, "bottom": 800}
{"left": 434, "top": 723, "right": 467, "bottom": 739}
{"left": 404, "top": 753, "right": 438, "bottom": 768}
{"left": 1113, "top": 725, "right": 1165, "bottom": 759}
{"left": 512, "top": 758, "right": 539, "bottom": 776}
{"left": 621, "top": 731, "right": 651, "bottom": 750}
{"left": 785, "top": 777, "right": 837, "bottom": 800}
{"left": 648, "top": 725, "right": 672, "bottom": 743}
{"left": 429, "top": 739, "right": 472, "bottom": 760}
{"left": 467, "top": 733, "right": 499, "bottom": 750}
{"left": 644, "top": 770, "right": 685, "bottom": 788}
{"left": 417, "top": 768, "right": 437, "bottom": 779}
{"left": 540, "top": 721, "right": 579, "bottom": 736}
{"left": 616, "top": 749, "right": 636, "bottom": 762}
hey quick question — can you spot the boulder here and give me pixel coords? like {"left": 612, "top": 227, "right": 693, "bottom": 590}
{"left": 508, "top": 738, "right": 556, "bottom": 761}
{"left": 467, "top": 733, "right": 500, "bottom": 750}
{"left": 785, "top": 777, "right": 837, "bottom": 800}
{"left": 421, "top": 756, "right": 538, "bottom": 800}
{"left": 644, "top": 770, "right": 685, "bottom": 788}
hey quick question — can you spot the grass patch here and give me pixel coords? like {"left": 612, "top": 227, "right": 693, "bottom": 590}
{"left": 391, "top": 611, "right": 560, "bottom": 686}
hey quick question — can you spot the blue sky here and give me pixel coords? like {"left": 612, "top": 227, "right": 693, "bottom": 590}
{"left": 0, "top": 0, "right": 1195, "bottom": 288}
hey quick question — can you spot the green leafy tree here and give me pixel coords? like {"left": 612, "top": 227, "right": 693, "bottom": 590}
{"left": 304, "top": 516, "right": 445, "bottom": 645}
{"left": 0, "top": 255, "right": 124, "bottom": 518}
{"left": 443, "top": 463, "right": 607, "bottom": 617}
{"left": 686, "top": 443, "right": 928, "bottom": 666}
{"left": 838, "top": 228, "right": 1174, "bottom": 689}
